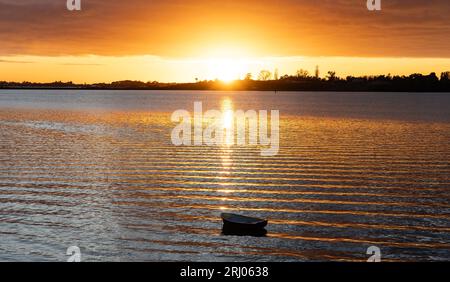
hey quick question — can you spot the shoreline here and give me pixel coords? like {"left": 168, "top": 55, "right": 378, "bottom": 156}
{"left": 1, "top": 88, "right": 449, "bottom": 92}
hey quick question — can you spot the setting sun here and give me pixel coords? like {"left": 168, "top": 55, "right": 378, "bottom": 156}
{"left": 204, "top": 57, "right": 244, "bottom": 82}
{"left": 200, "top": 46, "right": 252, "bottom": 82}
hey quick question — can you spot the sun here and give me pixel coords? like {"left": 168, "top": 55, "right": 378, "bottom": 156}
{"left": 201, "top": 46, "right": 252, "bottom": 82}
{"left": 204, "top": 57, "right": 248, "bottom": 83}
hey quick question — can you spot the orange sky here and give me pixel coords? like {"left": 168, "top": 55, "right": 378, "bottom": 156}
{"left": 0, "top": 0, "right": 449, "bottom": 82}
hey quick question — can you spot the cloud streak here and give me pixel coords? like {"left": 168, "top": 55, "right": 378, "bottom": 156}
{"left": 0, "top": 59, "right": 34, "bottom": 64}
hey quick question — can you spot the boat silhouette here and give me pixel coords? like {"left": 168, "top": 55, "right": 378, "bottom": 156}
{"left": 221, "top": 213, "right": 268, "bottom": 236}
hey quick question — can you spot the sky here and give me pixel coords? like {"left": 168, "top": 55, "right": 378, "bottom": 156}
{"left": 0, "top": 0, "right": 449, "bottom": 83}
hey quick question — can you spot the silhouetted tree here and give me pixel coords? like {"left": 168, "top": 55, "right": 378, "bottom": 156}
{"left": 296, "top": 69, "right": 309, "bottom": 78}
{"left": 258, "top": 70, "right": 272, "bottom": 81}
{"left": 326, "top": 71, "right": 337, "bottom": 81}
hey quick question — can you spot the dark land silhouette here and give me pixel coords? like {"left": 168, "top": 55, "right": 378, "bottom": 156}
{"left": 1, "top": 71, "right": 450, "bottom": 92}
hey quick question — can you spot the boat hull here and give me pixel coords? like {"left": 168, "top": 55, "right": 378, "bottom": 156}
{"left": 221, "top": 213, "right": 268, "bottom": 236}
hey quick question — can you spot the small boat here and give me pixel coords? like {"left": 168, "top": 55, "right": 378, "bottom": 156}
{"left": 221, "top": 213, "right": 268, "bottom": 230}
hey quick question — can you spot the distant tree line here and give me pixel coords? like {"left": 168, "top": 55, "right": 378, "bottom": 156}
{"left": 1, "top": 70, "right": 450, "bottom": 92}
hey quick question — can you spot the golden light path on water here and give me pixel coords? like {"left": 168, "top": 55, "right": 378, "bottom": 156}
{"left": 0, "top": 90, "right": 449, "bottom": 261}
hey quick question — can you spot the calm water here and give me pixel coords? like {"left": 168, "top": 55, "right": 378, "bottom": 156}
{"left": 0, "top": 90, "right": 449, "bottom": 262}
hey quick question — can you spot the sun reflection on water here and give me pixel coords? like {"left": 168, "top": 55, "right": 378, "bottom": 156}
{"left": 221, "top": 98, "right": 234, "bottom": 146}
{"left": 217, "top": 98, "right": 235, "bottom": 194}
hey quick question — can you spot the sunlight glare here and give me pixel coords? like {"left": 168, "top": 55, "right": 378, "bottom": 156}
{"left": 205, "top": 57, "right": 248, "bottom": 82}
{"left": 202, "top": 46, "right": 252, "bottom": 82}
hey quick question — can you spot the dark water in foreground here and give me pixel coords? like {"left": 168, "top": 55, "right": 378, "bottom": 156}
{"left": 0, "top": 90, "right": 449, "bottom": 261}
